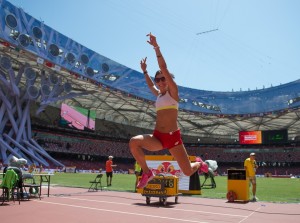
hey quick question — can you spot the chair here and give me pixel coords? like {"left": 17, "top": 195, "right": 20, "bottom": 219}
{"left": 0, "top": 169, "right": 21, "bottom": 205}
{"left": 88, "top": 174, "right": 103, "bottom": 192}
{"left": 22, "top": 173, "right": 41, "bottom": 200}
{"left": 5, "top": 166, "right": 26, "bottom": 198}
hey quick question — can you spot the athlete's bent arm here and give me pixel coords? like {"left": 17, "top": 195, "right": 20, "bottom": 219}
{"left": 140, "top": 57, "right": 159, "bottom": 96}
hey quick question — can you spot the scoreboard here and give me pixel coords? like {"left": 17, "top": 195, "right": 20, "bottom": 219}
{"left": 239, "top": 131, "right": 262, "bottom": 144}
{"left": 239, "top": 129, "right": 288, "bottom": 145}
{"left": 262, "top": 129, "right": 288, "bottom": 144}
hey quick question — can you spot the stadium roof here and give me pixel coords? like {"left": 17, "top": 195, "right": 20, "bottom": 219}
{"left": 1, "top": 0, "right": 300, "bottom": 143}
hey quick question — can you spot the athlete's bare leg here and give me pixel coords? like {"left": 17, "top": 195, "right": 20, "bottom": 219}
{"left": 129, "top": 134, "right": 163, "bottom": 173}
{"left": 169, "top": 144, "right": 200, "bottom": 176}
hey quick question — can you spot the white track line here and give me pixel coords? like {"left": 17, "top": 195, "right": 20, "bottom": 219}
{"left": 238, "top": 206, "right": 262, "bottom": 223}
{"left": 34, "top": 200, "right": 210, "bottom": 223}
{"left": 58, "top": 196, "right": 248, "bottom": 218}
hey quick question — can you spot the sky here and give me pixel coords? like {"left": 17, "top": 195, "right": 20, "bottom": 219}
{"left": 7, "top": 0, "right": 300, "bottom": 92}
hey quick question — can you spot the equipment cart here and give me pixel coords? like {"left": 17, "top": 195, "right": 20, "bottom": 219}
{"left": 138, "top": 175, "right": 179, "bottom": 206}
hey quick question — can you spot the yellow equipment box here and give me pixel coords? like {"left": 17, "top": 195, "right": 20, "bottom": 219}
{"left": 138, "top": 155, "right": 201, "bottom": 195}
{"left": 227, "top": 169, "right": 249, "bottom": 202}
{"left": 137, "top": 175, "right": 179, "bottom": 206}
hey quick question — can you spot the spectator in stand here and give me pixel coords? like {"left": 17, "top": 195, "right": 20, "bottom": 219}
{"left": 244, "top": 152, "right": 258, "bottom": 201}
{"left": 105, "top": 156, "right": 117, "bottom": 186}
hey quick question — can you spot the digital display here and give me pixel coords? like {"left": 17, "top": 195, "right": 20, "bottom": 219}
{"left": 239, "top": 129, "right": 288, "bottom": 145}
{"left": 239, "top": 131, "right": 262, "bottom": 144}
{"left": 60, "top": 103, "right": 96, "bottom": 131}
{"left": 262, "top": 129, "right": 288, "bottom": 144}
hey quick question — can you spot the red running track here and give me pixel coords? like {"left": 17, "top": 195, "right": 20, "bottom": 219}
{"left": 1, "top": 186, "right": 299, "bottom": 223}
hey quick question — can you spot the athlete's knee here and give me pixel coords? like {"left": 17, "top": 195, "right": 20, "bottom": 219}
{"left": 181, "top": 168, "right": 194, "bottom": 176}
{"left": 129, "top": 135, "right": 142, "bottom": 150}
{"left": 183, "top": 162, "right": 201, "bottom": 176}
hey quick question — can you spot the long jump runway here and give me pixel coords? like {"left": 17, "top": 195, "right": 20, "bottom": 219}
{"left": 1, "top": 186, "right": 299, "bottom": 223}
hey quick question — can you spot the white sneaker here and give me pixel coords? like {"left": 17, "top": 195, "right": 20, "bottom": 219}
{"left": 252, "top": 196, "right": 259, "bottom": 201}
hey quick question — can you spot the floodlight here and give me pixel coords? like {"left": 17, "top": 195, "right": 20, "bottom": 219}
{"left": 86, "top": 67, "right": 94, "bottom": 77}
{"left": 5, "top": 14, "right": 17, "bottom": 29}
{"left": 49, "top": 44, "right": 59, "bottom": 57}
{"left": 24, "top": 67, "right": 36, "bottom": 80}
{"left": 80, "top": 54, "right": 89, "bottom": 65}
{"left": 27, "top": 85, "right": 39, "bottom": 99}
{"left": 0, "top": 56, "right": 12, "bottom": 70}
{"left": 41, "top": 84, "right": 51, "bottom": 96}
{"left": 65, "top": 52, "right": 75, "bottom": 64}
{"left": 18, "top": 34, "right": 30, "bottom": 47}
{"left": 32, "top": 26, "right": 43, "bottom": 39}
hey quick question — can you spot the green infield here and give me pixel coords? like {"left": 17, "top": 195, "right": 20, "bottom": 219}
{"left": 49, "top": 173, "right": 300, "bottom": 203}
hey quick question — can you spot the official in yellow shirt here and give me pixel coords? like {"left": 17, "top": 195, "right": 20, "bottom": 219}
{"left": 134, "top": 161, "right": 142, "bottom": 192}
{"left": 244, "top": 152, "right": 258, "bottom": 201}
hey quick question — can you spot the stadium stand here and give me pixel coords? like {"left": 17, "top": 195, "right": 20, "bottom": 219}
{"left": 27, "top": 127, "right": 300, "bottom": 177}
